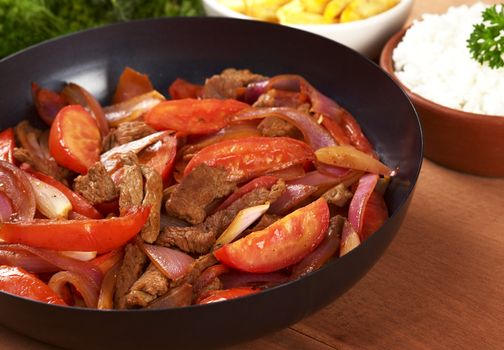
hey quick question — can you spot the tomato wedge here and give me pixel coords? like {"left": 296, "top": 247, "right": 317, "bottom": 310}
{"left": 214, "top": 198, "right": 329, "bottom": 273}
{"left": 28, "top": 171, "right": 102, "bottom": 219}
{"left": 31, "top": 82, "right": 67, "bottom": 126}
{"left": 197, "top": 287, "right": 257, "bottom": 304}
{"left": 168, "top": 78, "right": 203, "bottom": 99}
{"left": 49, "top": 105, "right": 102, "bottom": 174}
{"left": 137, "top": 134, "right": 177, "bottom": 182}
{"left": 0, "top": 128, "right": 15, "bottom": 163}
{"left": 112, "top": 67, "right": 154, "bottom": 104}
{"left": 0, "top": 265, "right": 66, "bottom": 305}
{"left": 144, "top": 98, "right": 249, "bottom": 135}
{"left": 0, "top": 206, "right": 150, "bottom": 254}
{"left": 184, "top": 136, "right": 315, "bottom": 182}
{"left": 360, "top": 191, "right": 388, "bottom": 241}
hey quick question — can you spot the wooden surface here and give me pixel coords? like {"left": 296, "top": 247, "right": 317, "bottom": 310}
{"left": 1, "top": 1, "right": 503, "bottom": 349}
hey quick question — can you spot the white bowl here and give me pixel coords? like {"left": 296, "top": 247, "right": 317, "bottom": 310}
{"left": 202, "top": 0, "right": 413, "bottom": 58}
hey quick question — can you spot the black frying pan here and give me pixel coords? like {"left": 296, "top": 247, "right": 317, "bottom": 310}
{"left": 0, "top": 17, "right": 422, "bottom": 350}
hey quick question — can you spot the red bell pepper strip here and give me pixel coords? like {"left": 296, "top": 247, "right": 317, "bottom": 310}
{"left": 0, "top": 206, "right": 150, "bottom": 254}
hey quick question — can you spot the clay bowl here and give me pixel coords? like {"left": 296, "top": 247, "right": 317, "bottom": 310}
{"left": 0, "top": 17, "right": 422, "bottom": 350}
{"left": 380, "top": 28, "right": 504, "bottom": 177}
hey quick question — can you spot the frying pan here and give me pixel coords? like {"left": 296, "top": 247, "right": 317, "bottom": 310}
{"left": 0, "top": 17, "right": 422, "bottom": 349}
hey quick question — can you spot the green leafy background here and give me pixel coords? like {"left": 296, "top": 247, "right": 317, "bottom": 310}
{"left": 0, "top": 0, "right": 204, "bottom": 57}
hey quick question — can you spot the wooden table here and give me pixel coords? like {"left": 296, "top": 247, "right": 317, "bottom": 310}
{"left": 2, "top": 1, "right": 503, "bottom": 349}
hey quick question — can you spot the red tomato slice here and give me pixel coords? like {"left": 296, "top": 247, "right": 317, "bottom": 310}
{"left": 197, "top": 287, "right": 257, "bottom": 304}
{"left": 144, "top": 98, "right": 249, "bottom": 135}
{"left": 28, "top": 171, "right": 102, "bottom": 219}
{"left": 137, "top": 134, "right": 177, "bottom": 182}
{"left": 0, "top": 265, "right": 66, "bottom": 305}
{"left": 0, "top": 128, "right": 15, "bottom": 163}
{"left": 49, "top": 105, "right": 102, "bottom": 174}
{"left": 214, "top": 198, "right": 329, "bottom": 273}
{"left": 360, "top": 191, "right": 388, "bottom": 241}
{"left": 31, "top": 82, "right": 67, "bottom": 126}
{"left": 61, "top": 83, "right": 109, "bottom": 136}
{"left": 168, "top": 78, "right": 203, "bottom": 99}
{"left": 184, "top": 136, "right": 315, "bottom": 182}
{"left": 0, "top": 206, "right": 150, "bottom": 254}
{"left": 112, "top": 67, "right": 154, "bottom": 104}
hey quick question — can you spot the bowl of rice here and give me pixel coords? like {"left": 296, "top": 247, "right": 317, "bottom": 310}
{"left": 380, "top": 2, "right": 504, "bottom": 177}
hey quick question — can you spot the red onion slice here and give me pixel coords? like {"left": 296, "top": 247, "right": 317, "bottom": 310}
{"left": 143, "top": 244, "right": 194, "bottom": 280}
{"left": 0, "top": 160, "right": 36, "bottom": 222}
{"left": 339, "top": 220, "right": 361, "bottom": 257}
{"left": 220, "top": 270, "right": 288, "bottom": 289}
{"left": 48, "top": 271, "right": 99, "bottom": 308}
{"left": 348, "top": 174, "right": 379, "bottom": 237}
{"left": 232, "top": 107, "right": 335, "bottom": 150}
{"left": 268, "top": 184, "right": 317, "bottom": 216}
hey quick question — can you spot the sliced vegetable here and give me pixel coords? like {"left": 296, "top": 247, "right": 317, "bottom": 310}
{"left": 0, "top": 128, "right": 15, "bottom": 163}
{"left": 104, "top": 90, "right": 165, "bottom": 127}
{"left": 0, "top": 206, "right": 151, "bottom": 253}
{"left": 97, "top": 263, "right": 120, "bottom": 309}
{"left": 291, "top": 215, "right": 344, "bottom": 279}
{"left": 145, "top": 98, "right": 250, "bottom": 135}
{"left": 219, "top": 270, "right": 288, "bottom": 289}
{"left": 232, "top": 106, "right": 336, "bottom": 150}
{"left": 112, "top": 66, "right": 154, "bottom": 104}
{"left": 268, "top": 183, "right": 317, "bottom": 216}
{"left": 216, "top": 202, "right": 271, "bottom": 246}
{"left": 147, "top": 283, "right": 193, "bottom": 309}
{"left": 197, "top": 287, "right": 257, "bottom": 304}
{"left": 0, "top": 192, "right": 13, "bottom": 222}
{"left": 0, "top": 160, "right": 36, "bottom": 222}
{"left": 214, "top": 198, "right": 329, "bottom": 273}
{"left": 184, "top": 136, "right": 315, "bottom": 182}
{"left": 100, "top": 131, "right": 171, "bottom": 172}
{"left": 48, "top": 271, "right": 100, "bottom": 307}
{"left": 27, "top": 175, "right": 72, "bottom": 219}
{"left": 215, "top": 176, "right": 279, "bottom": 212}
{"left": 28, "top": 171, "right": 102, "bottom": 219}
{"left": 316, "top": 145, "right": 394, "bottom": 176}
{"left": 360, "top": 191, "right": 388, "bottom": 241}
{"left": 142, "top": 243, "right": 194, "bottom": 280}
{"left": 168, "top": 78, "right": 203, "bottom": 99}
{"left": 348, "top": 173, "right": 379, "bottom": 239}
{"left": 339, "top": 220, "right": 360, "bottom": 256}
{"left": 60, "top": 251, "right": 97, "bottom": 261}
{"left": 0, "top": 265, "right": 66, "bottom": 305}
{"left": 31, "top": 82, "right": 67, "bottom": 126}
{"left": 49, "top": 105, "right": 102, "bottom": 174}
{"left": 61, "top": 83, "right": 109, "bottom": 136}
{"left": 137, "top": 134, "right": 177, "bottom": 182}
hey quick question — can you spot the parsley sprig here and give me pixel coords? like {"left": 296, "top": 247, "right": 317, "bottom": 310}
{"left": 467, "top": 4, "right": 504, "bottom": 69}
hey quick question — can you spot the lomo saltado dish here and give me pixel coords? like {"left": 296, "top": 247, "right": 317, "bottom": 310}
{"left": 0, "top": 67, "right": 394, "bottom": 309}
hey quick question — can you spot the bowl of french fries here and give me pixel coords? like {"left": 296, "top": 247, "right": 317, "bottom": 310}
{"left": 203, "top": 0, "right": 413, "bottom": 58}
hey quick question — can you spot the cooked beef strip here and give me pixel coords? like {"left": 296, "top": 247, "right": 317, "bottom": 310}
{"left": 322, "top": 183, "right": 353, "bottom": 207}
{"left": 13, "top": 121, "right": 70, "bottom": 183}
{"left": 73, "top": 162, "right": 118, "bottom": 204}
{"left": 156, "top": 226, "right": 216, "bottom": 254}
{"left": 202, "top": 68, "right": 266, "bottom": 99}
{"left": 165, "top": 164, "right": 237, "bottom": 225}
{"left": 157, "top": 180, "right": 286, "bottom": 254}
{"left": 140, "top": 166, "right": 163, "bottom": 243}
{"left": 125, "top": 264, "right": 169, "bottom": 308}
{"left": 257, "top": 116, "right": 301, "bottom": 138}
{"left": 102, "top": 121, "right": 156, "bottom": 151}
{"left": 118, "top": 164, "right": 144, "bottom": 216}
{"left": 126, "top": 253, "right": 217, "bottom": 308}
{"left": 253, "top": 89, "right": 310, "bottom": 111}
{"left": 114, "top": 243, "right": 149, "bottom": 309}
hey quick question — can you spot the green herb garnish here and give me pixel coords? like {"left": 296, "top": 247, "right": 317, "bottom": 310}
{"left": 467, "top": 4, "right": 504, "bottom": 69}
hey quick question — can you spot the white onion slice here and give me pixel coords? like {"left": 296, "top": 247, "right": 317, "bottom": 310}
{"left": 216, "top": 202, "right": 270, "bottom": 246}
{"left": 27, "top": 175, "right": 72, "bottom": 219}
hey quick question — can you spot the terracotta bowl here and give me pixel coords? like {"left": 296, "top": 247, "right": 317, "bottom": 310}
{"left": 380, "top": 28, "right": 504, "bottom": 177}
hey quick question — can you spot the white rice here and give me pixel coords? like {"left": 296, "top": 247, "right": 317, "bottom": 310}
{"left": 392, "top": 2, "right": 504, "bottom": 116}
